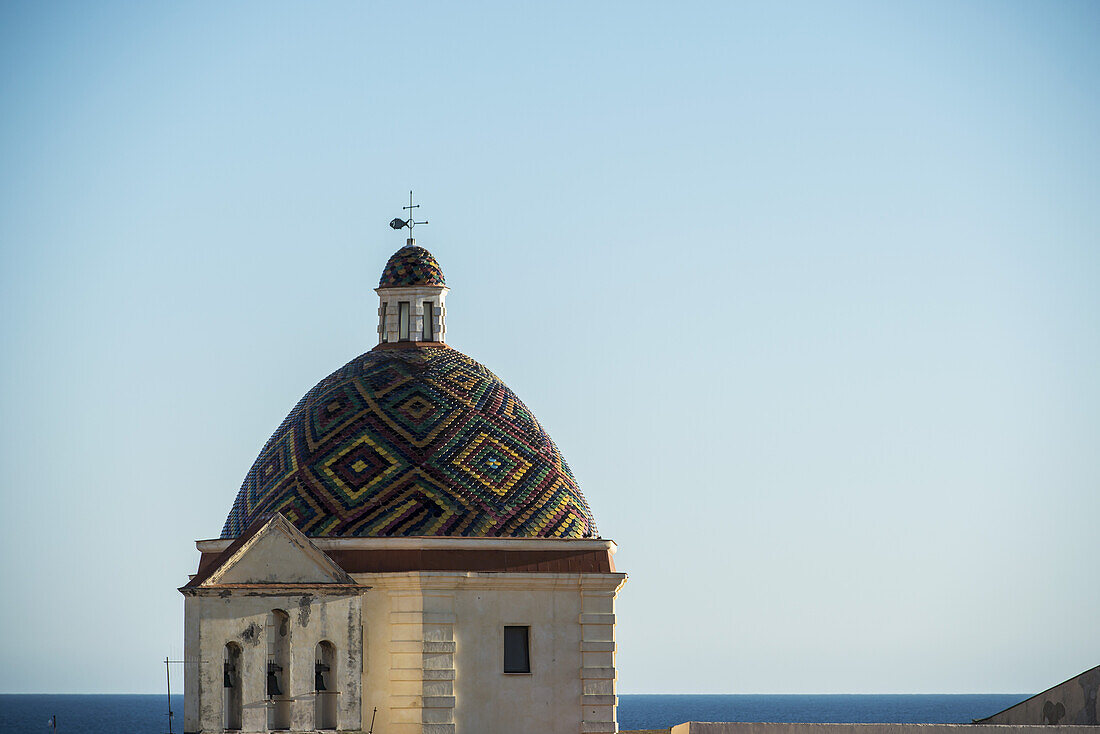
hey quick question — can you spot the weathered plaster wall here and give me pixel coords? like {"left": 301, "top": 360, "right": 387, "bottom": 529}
{"left": 213, "top": 529, "right": 339, "bottom": 585}
{"left": 979, "top": 665, "right": 1100, "bottom": 726}
{"left": 183, "top": 590, "right": 202, "bottom": 729}
{"left": 355, "top": 571, "right": 626, "bottom": 734}
{"left": 452, "top": 578, "right": 581, "bottom": 734}
{"left": 670, "top": 724, "right": 1099, "bottom": 734}
{"left": 183, "top": 592, "right": 363, "bottom": 734}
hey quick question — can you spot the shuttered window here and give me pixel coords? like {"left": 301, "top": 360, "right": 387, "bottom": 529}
{"left": 398, "top": 302, "right": 410, "bottom": 341}
{"left": 503, "top": 626, "right": 530, "bottom": 673}
{"left": 422, "top": 302, "right": 434, "bottom": 341}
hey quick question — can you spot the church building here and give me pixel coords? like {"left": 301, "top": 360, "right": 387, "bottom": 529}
{"left": 180, "top": 225, "right": 626, "bottom": 734}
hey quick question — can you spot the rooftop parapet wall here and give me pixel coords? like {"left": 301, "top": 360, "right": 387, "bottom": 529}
{"left": 670, "top": 724, "right": 1099, "bottom": 734}
{"left": 977, "top": 665, "right": 1100, "bottom": 726}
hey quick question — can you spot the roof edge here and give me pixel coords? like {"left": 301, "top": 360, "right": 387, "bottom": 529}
{"left": 198, "top": 536, "right": 617, "bottom": 554}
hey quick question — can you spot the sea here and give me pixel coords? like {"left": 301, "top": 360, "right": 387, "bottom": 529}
{"left": 0, "top": 693, "right": 1028, "bottom": 733}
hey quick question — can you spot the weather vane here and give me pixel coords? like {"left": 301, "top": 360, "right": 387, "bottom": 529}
{"left": 389, "top": 190, "right": 428, "bottom": 238}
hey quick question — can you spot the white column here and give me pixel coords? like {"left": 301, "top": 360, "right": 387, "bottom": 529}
{"left": 580, "top": 585, "right": 619, "bottom": 733}
{"left": 388, "top": 588, "right": 457, "bottom": 734}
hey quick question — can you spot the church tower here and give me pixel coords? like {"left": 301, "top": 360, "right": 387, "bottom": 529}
{"left": 181, "top": 211, "right": 626, "bottom": 734}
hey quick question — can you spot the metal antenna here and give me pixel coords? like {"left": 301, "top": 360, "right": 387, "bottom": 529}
{"left": 162, "top": 656, "right": 196, "bottom": 734}
{"left": 389, "top": 190, "right": 428, "bottom": 240}
{"left": 166, "top": 656, "right": 173, "bottom": 734}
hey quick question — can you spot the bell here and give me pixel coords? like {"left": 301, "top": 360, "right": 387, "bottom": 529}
{"left": 267, "top": 671, "right": 283, "bottom": 697}
{"left": 223, "top": 662, "right": 234, "bottom": 688}
{"left": 315, "top": 662, "right": 330, "bottom": 692}
{"left": 267, "top": 663, "right": 283, "bottom": 697}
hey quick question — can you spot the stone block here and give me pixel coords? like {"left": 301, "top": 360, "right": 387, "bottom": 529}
{"left": 391, "top": 640, "right": 425, "bottom": 654}
{"left": 390, "top": 679, "right": 422, "bottom": 696}
{"left": 582, "top": 623, "right": 615, "bottom": 642}
{"left": 584, "top": 707, "right": 617, "bottom": 724}
{"left": 583, "top": 679, "right": 615, "bottom": 696}
{"left": 423, "top": 652, "right": 454, "bottom": 670}
{"left": 390, "top": 595, "right": 426, "bottom": 613}
{"left": 581, "top": 640, "right": 616, "bottom": 652}
{"left": 423, "top": 723, "right": 456, "bottom": 734}
{"left": 389, "top": 695, "right": 423, "bottom": 709}
{"left": 580, "top": 666, "right": 617, "bottom": 680}
{"left": 423, "top": 640, "right": 456, "bottom": 653}
{"left": 388, "top": 704, "right": 422, "bottom": 723}
{"left": 390, "top": 652, "right": 423, "bottom": 669}
{"left": 423, "top": 624, "right": 455, "bottom": 642}
{"left": 583, "top": 650, "right": 615, "bottom": 668}
{"left": 580, "top": 613, "right": 615, "bottom": 625}
{"left": 423, "top": 679, "right": 453, "bottom": 697}
{"left": 581, "top": 593, "right": 616, "bottom": 614}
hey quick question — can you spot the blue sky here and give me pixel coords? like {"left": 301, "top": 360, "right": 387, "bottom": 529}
{"left": 1, "top": 1, "right": 1097, "bottom": 695}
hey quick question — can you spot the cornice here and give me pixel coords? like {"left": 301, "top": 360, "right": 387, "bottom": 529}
{"left": 350, "top": 571, "right": 627, "bottom": 592}
{"left": 198, "top": 536, "right": 618, "bottom": 554}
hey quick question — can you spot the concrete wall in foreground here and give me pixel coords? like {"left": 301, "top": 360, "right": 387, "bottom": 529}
{"left": 978, "top": 665, "right": 1100, "bottom": 726}
{"left": 670, "top": 724, "right": 1098, "bottom": 734}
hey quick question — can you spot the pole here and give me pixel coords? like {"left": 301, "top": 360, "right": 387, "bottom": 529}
{"left": 368, "top": 706, "right": 377, "bottom": 734}
{"left": 166, "top": 656, "right": 173, "bottom": 734}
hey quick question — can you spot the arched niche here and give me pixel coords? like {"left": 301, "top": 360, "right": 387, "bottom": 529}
{"left": 315, "top": 640, "right": 337, "bottom": 729}
{"left": 223, "top": 642, "right": 242, "bottom": 731}
{"left": 266, "top": 609, "right": 291, "bottom": 730}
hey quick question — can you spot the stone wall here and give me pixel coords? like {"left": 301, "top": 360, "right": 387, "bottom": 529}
{"left": 183, "top": 590, "right": 363, "bottom": 733}
{"left": 670, "top": 724, "right": 1098, "bottom": 734}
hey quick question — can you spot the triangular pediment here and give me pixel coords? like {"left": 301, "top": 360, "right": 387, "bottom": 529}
{"left": 203, "top": 514, "right": 354, "bottom": 586}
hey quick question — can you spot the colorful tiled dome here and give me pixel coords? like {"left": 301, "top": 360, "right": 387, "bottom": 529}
{"left": 221, "top": 345, "right": 597, "bottom": 539}
{"left": 379, "top": 245, "right": 446, "bottom": 288}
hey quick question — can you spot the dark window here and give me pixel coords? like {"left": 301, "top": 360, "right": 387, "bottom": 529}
{"left": 422, "top": 301, "right": 434, "bottom": 341}
{"left": 398, "top": 302, "right": 410, "bottom": 341}
{"left": 503, "top": 626, "right": 530, "bottom": 673}
{"left": 380, "top": 303, "right": 388, "bottom": 343}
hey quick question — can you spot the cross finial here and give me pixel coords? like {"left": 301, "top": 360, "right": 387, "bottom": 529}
{"left": 389, "top": 190, "right": 429, "bottom": 242}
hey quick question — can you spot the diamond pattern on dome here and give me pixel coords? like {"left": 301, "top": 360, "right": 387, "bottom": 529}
{"left": 317, "top": 433, "right": 403, "bottom": 503}
{"left": 221, "top": 346, "right": 597, "bottom": 539}
{"left": 451, "top": 432, "right": 533, "bottom": 498}
{"left": 378, "top": 245, "right": 446, "bottom": 288}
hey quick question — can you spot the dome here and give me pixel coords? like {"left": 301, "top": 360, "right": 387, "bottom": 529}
{"left": 379, "top": 245, "right": 446, "bottom": 288}
{"left": 221, "top": 345, "right": 597, "bottom": 539}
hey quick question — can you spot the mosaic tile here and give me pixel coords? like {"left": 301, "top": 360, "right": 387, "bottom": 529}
{"left": 378, "top": 245, "right": 446, "bottom": 288}
{"left": 221, "top": 346, "right": 596, "bottom": 539}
